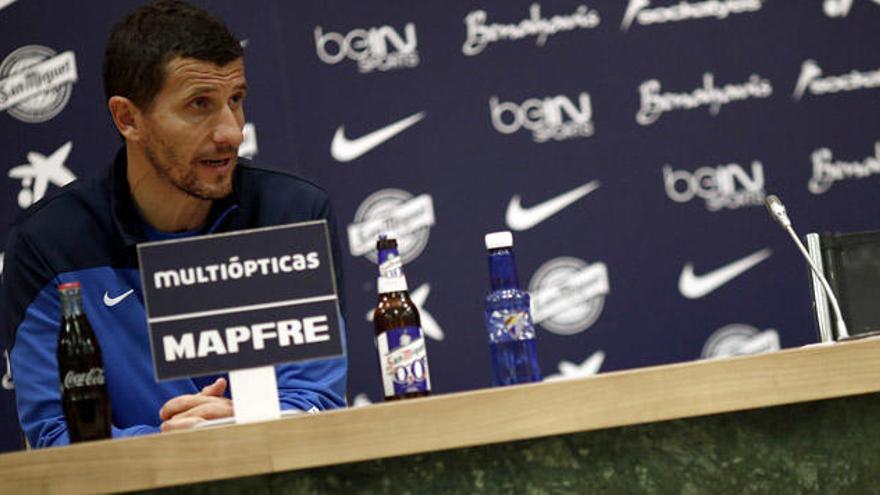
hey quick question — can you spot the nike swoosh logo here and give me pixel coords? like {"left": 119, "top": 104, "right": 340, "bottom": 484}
{"left": 103, "top": 289, "right": 134, "bottom": 307}
{"left": 505, "top": 180, "right": 600, "bottom": 231}
{"left": 679, "top": 248, "right": 772, "bottom": 299}
{"left": 331, "top": 112, "right": 425, "bottom": 162}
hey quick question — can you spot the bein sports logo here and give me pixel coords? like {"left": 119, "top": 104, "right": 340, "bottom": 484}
{"left": 529, "top": 257, "right": 609, "bottom": 336}
{"left": 637, "top": 72, "right": 772, "bottom": 125}
{"left": 701, "top": 324, "right": 780, "bottom": 359}
{"left": 490, "top": 92, "right": 594, "bottom": 143}
{"left": 621, "top": 0, "right": 763, "bottom": 31}
{"left": 792, "top": 60, "right": 880, "bottom": 101}
{"left": 462, "top": 3, "right": 600, "bottom": 57}
{"left": 347, "top": 189, "right": 435, "bottom": 264}
{"left": 0, "top": 45, "right": 77, "bottom": 123}
{"left": 823, "top": 0, "right": 880, "bottom": 17}
{"left": 314, "top": 23, "right": 419, "bottom": 73}
{"left": 808, "top": 141, "right": 880, "bottom": 194}
{"left": 663, "top": 160, "right": 765, "bottom": 211}
{"left": 8, "top": 141, "right": 77, "bottom": 209}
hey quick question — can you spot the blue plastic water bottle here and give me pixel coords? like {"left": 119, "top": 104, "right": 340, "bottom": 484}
{"left": 484, "top": 231, "right": 541, "bottom": 386}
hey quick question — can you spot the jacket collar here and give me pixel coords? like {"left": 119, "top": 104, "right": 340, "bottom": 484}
{"left": 109, "top": 147, "right": 241, "bottom": 246}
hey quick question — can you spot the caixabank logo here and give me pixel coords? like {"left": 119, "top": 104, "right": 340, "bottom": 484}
{"left": 636, "top": 72, "right": 772, "bottom": 126}
{"left": 792, "top": 59, "right": 880, "bottom": 101}
{"left": 0, "top": 45, "right": 77, "bottom": 123}
{"left": 663, "top": 159, "right": 766, "bottom": 211}
{"left": 490, "top": 91, "right": 594, "bottom": 143}
{"left": 528, "top": 257, "right": 609, "bottom": 335}
{"left": 543, "top": 350, "right": 605, "bottom": 381}
{"left": 621, "top": 0, "right": 764, "bottom": 31}
{"left": 462, "top": 3, "right": 601, "bottom": 57}
{"left": 8, "top": 141, "right": 77, "bottom": 208}
{"left": 347, "top": 188, "right": 435, "bottom": 264}
{"left": 314, "top": 22, "right": 419, "bottom": 73}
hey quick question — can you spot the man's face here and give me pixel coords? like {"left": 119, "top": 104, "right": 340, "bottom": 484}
{"left": 139, "top": 57, "right": 247, "bottom": 200}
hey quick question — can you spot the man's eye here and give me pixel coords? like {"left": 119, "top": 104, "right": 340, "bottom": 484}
{"left": 190, "top": 98, "right": 209, "bottom": 109}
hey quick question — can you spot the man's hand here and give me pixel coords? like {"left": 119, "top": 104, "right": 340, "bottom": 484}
{"left": 159, "top": 378, "right": 233, "bottom": 432}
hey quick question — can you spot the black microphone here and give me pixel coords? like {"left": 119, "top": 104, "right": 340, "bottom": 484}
{"left": 764, "top": 194, "right": 850, "bottom": 340}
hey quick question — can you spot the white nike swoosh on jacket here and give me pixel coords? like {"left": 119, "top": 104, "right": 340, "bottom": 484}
{"left": 505, "top": 180, "right": 600, "bottom": 231}
{"left": 679, "top": 248, "right": 772, "bottom": 299}
{"left": 331, "top": 112, "right": 425, "bottom": 162}
{"left": 103, "top": 289, "right": 134, "bottom": 307}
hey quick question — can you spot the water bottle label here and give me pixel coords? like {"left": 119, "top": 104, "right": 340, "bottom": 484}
{"left": 488, "top": 309, "right": 536, "bottom": 341}
{"left": 376, "top": 326, "right": 431, "bottom": 397}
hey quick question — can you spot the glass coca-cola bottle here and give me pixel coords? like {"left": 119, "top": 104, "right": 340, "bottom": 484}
{"left": 57, "top": 282, "right": 112, "bottom": 442}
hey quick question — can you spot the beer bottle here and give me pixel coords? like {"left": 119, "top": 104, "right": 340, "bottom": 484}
{"left": 484, "top": 231, "right": 541, "bottom": 386}
{"left": 373, "top": 235, "right": 432, "bottom": 400}
{"left": 57, "top": 282, "right": 112, "bottom": 442}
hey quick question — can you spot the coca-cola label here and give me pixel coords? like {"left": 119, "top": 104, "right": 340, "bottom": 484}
{"left": 62, "top": 367, "right": 105, "bottom": 390}
{"left": 376, "top": 326, "right": 431, "bottom": 397}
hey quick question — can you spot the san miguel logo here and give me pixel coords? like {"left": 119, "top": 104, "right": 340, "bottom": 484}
{"left": 528, "top": 257, "right": 609, "bottom": 335}
{"left": 347, "top": 189, "right": 436, "bottom": 264}
{"left": 621, "top": 0, "right": 764, "bottom": 31}
{"left": 0, "top": 45, "right": 77, "bottom": 123}
{"left": 701, "top": 324, "right": 780, "bottom": 359}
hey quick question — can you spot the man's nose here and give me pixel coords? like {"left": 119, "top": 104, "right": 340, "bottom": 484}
{"left": 213, "top": 106, "right": 244, "bottom": 148}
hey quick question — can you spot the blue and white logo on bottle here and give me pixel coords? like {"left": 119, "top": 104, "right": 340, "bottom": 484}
{"left": 376, "top": 326, "right": 431, "bottom": 396}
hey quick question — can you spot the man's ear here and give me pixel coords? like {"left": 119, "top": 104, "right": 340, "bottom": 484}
{"left": 108, "top": 96, "right": 143, "bottom": 142}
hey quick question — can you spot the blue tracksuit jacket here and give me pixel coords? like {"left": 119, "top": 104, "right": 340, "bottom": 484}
{"left": 1, "top": 149, "right": 348, "bottom": 448}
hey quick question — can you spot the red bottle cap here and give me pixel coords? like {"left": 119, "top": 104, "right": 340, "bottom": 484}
{"left": 57, "top": 282, "right": 81, "bottom": 291}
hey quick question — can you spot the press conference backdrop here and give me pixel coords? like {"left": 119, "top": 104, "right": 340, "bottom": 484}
{"left": 2, "top": 0, "right": 879, "bottom": 452}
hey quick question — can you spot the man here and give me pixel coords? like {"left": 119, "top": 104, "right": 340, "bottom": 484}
{"left": 1, "top": 0, "right": 347, "bottom": 447}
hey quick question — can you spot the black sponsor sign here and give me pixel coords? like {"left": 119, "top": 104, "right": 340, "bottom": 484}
{"left": 137, "top": 221, "right": 343, "bottom": 381}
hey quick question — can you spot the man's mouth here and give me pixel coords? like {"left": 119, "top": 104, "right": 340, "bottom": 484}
{"left": 199, "top": 157, "right": 233, "bottom": 168}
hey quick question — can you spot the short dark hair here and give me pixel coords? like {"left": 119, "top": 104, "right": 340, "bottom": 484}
{"left": 103, "top": 0, "right": 243, "bottom": 110}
